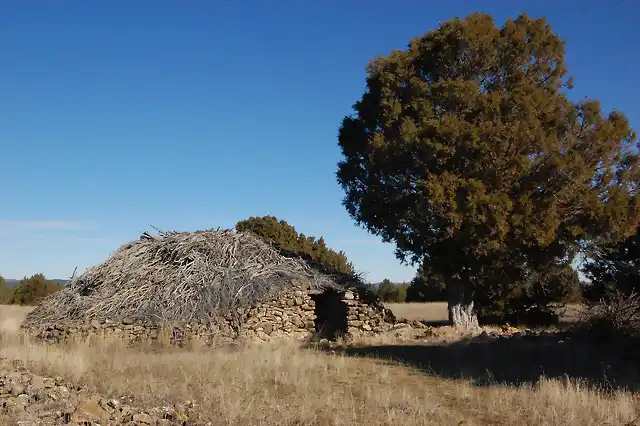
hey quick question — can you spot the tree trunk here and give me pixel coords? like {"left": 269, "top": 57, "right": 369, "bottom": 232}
{"left": 447, "top": 279, "right": 479, "bottom": 330}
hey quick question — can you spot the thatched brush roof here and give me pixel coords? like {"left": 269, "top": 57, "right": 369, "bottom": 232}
{"left": 23, "top": 229, "right": 354, "bottom": 328}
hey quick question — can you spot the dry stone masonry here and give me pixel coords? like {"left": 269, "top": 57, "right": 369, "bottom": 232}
{"left": 242, "top": 286, "right": 317, "bottom": 342}
{"left": 23, "top": 282, "right": 397, "bottom": 347}
{"left": 22, "top": 229, "right": 400, "bottom": 348}
{"left": 343, "top": 290, "right": 391, "bottom": 335}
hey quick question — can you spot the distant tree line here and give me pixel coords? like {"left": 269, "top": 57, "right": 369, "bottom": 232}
{"left": 0, "top": 273, "right": 63, "bottom": 305}
{"left": 368, "top": 276, "right": 444, "bottom": 304}
{"left": 367, "top": 279, "right": 409, "bottom": 303}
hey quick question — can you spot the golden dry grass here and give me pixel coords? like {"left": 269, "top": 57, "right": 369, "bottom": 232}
{"left": 386, "top": 302, "right": 450, "bottom": 323}
{"left": 0, "top": 305, "right": 638, "bottom": 425}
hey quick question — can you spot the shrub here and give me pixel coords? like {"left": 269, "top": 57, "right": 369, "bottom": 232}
{"left": 236, "top": 216, "right": 356, "bottom": 275}
{"left": 475, "top": 262, "right": 581, "bottom": 326}
{"left": 10, "top": 273, "right": 62, "bottom": 306}
{"left": 0, "top": 275, "right": 13, "bottom": 304}
{"left": 577, "top": 291, "right": 640, "bottom": 341}
{"left": 405, "top": 263, "right": 447, "bottom": 302}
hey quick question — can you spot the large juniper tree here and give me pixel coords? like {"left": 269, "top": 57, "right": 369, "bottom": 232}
{"left": 336, "top": 13, "right": 639, "bottom": 328}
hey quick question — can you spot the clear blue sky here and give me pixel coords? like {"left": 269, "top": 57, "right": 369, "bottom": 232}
{"left": 1, "top": 0, "right": 638, "bottom": 282}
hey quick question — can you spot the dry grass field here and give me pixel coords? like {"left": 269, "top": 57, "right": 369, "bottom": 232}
{"left": 386, "top": 302, "right": 450, "bottom": 324}
{"left": 386, "top": 302, "right": 584, "bottom": 325}
{"left": 1, "top": 304, "right": 638, "bottom": 425}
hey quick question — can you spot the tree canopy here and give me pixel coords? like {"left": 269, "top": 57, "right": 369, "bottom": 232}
{"left": 235, "top": 215, "right": 356, "bottom": 275}
{"left": 406, "top": 262, "right": 447, "bottom": 302}
{"left": 0, "top": 275, "right": 12, "bottom": 304}
{"left": 373, "top": 278, "right": 409, "bottom": 302}
{"left": 336, "top": 12, "right": 639, "bottom": 326}
{"left": 10, "top": 273, "right": 62, "bottom": 306}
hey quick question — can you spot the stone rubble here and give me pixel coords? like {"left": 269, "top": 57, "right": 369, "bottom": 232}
{"left": 0, "top": 359, "right": 209, "bottom": 425}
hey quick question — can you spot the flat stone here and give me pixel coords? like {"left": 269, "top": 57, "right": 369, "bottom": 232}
{"left": 132, "top": 412, "right": 154, "bottom": 424}
{"left": 71, "top": 394, "right": 110, "bottom": 424}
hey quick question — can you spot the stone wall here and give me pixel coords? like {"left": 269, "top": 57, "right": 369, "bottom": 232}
{"left": 241, "top": 286, "right": 317, "bottom": 341}
{"left": 23, "top": 319, "right": 238, "bottom": 348}
{"left": 343, "top": 290, "right": 394, "bottom": 335}
{"left": 22, "top": 283, "right": 396, "bottom": 346}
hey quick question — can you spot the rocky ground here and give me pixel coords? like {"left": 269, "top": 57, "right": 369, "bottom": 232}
{"left": 0, "top": 358, "right": 206, "bottom": 426}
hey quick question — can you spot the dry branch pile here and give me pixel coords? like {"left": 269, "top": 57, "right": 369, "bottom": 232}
{"left": 23, "top": 229, "right": 349, "bottom": 328}
{"left": 577, "top": 291, "right": 640, "bottom": 340}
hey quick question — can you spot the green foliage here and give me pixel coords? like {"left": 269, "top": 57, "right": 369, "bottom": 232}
{"left": 395, "top": 282, "right": 409, "bottom": 303}
{"left": 582, "top": 226, "right": 640, "bottom": 302}
{"left": 0, "top": 275, "right": 13, "bottom": 304}
{"left": 336, "top": 12, "right": 639, "bottom": 315}
{"left": 406, "top": 263, "right": 447, "bottom": 302}
{"left": 377, "top": 279, "right": 397, "bottom": 302}
{"left": 371, "top": 279, "right": 409, "bottom": 302}
{"left": 10, "top": 273, "right": 62, "bottom": 306}
{"left": 236, "top": 216, "right": 356, "bottom": 275}
{"left": 472, "top": 261, "right": 581, "bottom": 325}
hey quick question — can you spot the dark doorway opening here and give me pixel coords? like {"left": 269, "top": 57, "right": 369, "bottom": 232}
{"left": 311, "top": 289, "right": 348, "bottom": 339}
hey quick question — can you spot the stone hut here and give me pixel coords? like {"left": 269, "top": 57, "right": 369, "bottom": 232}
{"left": 22, "top": 229, "right": 395, "bottom": 346}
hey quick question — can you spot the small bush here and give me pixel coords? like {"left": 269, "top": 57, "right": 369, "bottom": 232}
{"left": 577, "top": 291, "right": 640, "bottom": 340}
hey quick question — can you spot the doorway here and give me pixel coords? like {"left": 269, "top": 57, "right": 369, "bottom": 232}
{"left": 310, "top": 289, "right": 348, "bottom": 339}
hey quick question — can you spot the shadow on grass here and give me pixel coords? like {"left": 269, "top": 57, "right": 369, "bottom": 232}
{"left": 329, "top": 331, "right": 640, "bottom": 392}
{"left": 419, "top": 319, "right": 450, "bottom": 327}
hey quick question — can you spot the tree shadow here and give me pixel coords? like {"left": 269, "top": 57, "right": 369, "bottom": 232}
{"left": 330, "top": 331, "right": 640, "bottom": 392}
{"left": 419, "top": 319, "right": 450, "bottom": 327}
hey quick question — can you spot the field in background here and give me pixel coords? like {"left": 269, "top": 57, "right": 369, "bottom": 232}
{"left": 386, "top": 302, "right": 450, "bottom": 324}
{"left": 0, "top": 304, "right": 637, "bottom": 425}
{"left": 386, "top": 302, "right": 585, "bottom": 324}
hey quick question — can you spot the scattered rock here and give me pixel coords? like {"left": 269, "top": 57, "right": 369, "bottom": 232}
{"left": 71, "top": 393, "right": 110, "bottom": 423}
{"left": 0, "top": 360, "right": 194, "bottom": 425}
